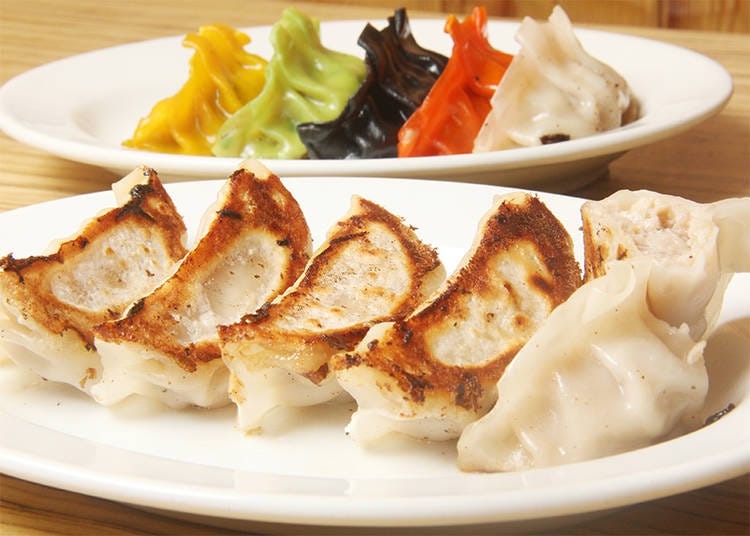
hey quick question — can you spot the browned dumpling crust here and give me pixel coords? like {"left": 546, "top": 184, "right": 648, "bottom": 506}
{"left": 0, "top": 166, "right": 187, "bottom": 391}
{"left": 332, "top": 193, "right": 582, "bottom": 443}
{"left": 219, "top": 195, "right": 445, "bottom": 431}
{"left": 92, "top": 160, "right": 312, "bottom": 408}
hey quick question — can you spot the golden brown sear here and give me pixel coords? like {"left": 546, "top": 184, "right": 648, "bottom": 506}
{"left": 218, "top": 195, "right": 445, "bottom": 431}
{"left": 90, "top": 160, "right": 312, "bottom": 408}
{"left": 0, "top": 166, "right": 187, "bottom": 390}
{"left": 332, "top": 193, "right": 582, "bottom": 443}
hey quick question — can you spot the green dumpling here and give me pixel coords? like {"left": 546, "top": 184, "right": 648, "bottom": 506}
{"left": 212, "top": 8, "right": 366, "bottom": 159}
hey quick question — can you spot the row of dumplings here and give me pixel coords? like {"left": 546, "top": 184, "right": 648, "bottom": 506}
{"left": 125, "top": 5, "right": 637, "bottom": 160}
{"left": 0, "top": 162, "right": 747, "bottom": 472}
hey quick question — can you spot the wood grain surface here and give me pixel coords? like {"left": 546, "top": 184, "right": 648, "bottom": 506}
{"left": 305, "top": 0, "right": 750, "bottom": 32}
{"left": 0, "top": 1, "right": 748, "bottom": 535}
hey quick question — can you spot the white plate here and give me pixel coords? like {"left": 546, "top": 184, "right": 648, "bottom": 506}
{"left": 0, "top": 18, "right": 733, "bottom": 192}
{"left": 0, "top": 177, "right": 748, "bottom": 531}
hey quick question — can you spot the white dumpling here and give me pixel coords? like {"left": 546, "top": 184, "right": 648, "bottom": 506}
{"left": 582, "top": 191, "right": 750, "bottom": 339}
{"left": 457, "top": 262, "right": 707, "bottom": 472}
{"left": 458, "top": 191, "right": 749, "bottom": 472}
{"left": 473, "top": 6, "right": 637, "bottom": 152}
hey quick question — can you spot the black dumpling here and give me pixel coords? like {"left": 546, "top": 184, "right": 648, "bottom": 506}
{"left": 297, "top": 9, "right": 448, "bottom": 159}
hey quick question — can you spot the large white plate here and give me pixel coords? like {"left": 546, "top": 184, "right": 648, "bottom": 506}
{"left": 0, "top": 177, "right": 748, "bottom": 532}
{"left": 0, "top": 18, "right": 733, "bottom": 192}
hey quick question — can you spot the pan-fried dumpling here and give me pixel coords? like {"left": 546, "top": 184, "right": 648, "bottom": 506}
{"left": 332, "top": 193, "right": 581, "bottom": 444}
{"left": 0, "top": 167, "right": 187, "bottom": 394}
{"left": 92, "top": 161, "right": 312, "bottom": 408}
{"left": 218, "top": 196, "right": 444, "bottom": 432}
{"left": 473, "top": 6, "right": 637, "bottom": 152}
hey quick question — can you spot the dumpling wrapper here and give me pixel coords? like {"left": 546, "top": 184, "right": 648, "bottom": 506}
{"left": 457, "top": 262, "right": 708, "bottom": 472}
{"left": 582, "top": 190, "right": 750, "bottom": 339}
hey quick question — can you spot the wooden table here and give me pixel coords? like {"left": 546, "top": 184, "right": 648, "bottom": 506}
{"left": 1, "top": 1, "right": 748, "bottom": 534}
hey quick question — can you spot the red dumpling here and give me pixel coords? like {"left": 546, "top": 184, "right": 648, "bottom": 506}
{"left": 397, "top": 6, "right": 513, "bottom": 157}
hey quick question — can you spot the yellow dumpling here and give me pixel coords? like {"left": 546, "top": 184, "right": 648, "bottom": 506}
{"left": 123, "top": 24, "right": 267, "bottom": 155}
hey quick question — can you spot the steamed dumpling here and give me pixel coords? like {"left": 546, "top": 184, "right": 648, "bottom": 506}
{"left": 457, "top": 262, "right": 707, "bottom": 472}
{"left": 458, "top": 191, "right": 749, "bottom": 472}
{"left": 123, "top": 24, "right": 268, "bottom": 155}
{"left": 582, "top": 190, "right": 750, "bottom": 339}
{"left": 473, "top": 6, "right": 637, "bottom": 152}
{"left": 212, "top": 8, "right": 366, "bottom": 159}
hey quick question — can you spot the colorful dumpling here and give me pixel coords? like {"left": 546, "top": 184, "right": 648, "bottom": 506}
{"left": 297, "top": 8, "right": 448, "bottom": 159}
{"left": 212, "top": 8, "right": 366, "bottom": 159}
{"left": 398, "top": 7, "right": 513, "bottom": 157}
{"left": 123, "top": 24, "right": 267, "bottom": 156}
